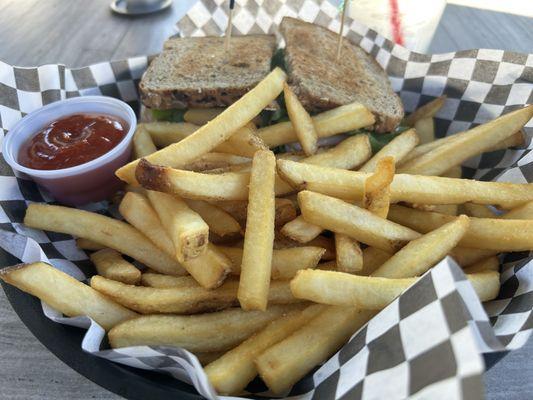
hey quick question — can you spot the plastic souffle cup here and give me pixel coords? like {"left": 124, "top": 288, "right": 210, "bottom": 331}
{"left": 2, "top": 96, "right": 137, "bottom": 206}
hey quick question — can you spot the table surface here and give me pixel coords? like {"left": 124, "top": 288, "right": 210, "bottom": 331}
{"left": 0, "top": 1, "right": 532, "bottom": 399}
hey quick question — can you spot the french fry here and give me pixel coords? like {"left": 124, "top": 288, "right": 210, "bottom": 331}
{"left": 195, "top": 352, "right": 226, "bottom": 366}
{"left": 238, "top": 150, "right": 276, "bottom": 311}
{"left": 76, "top": 238, "right": 105, "bottom": 251}
{"left": 502, "top": 201, "right": 533, "bottom": 219}
{"left": 144, "top": 121, "right": 198, "bottom": 147}
{"left": 257, "top": 102, "right": 375, "bottom": 148}
{"left": 462, "top": 203, "right": 497, "bottom": 219}
{"left": 215, "top": 124, "right": 268, "bottom": 158}
{"left": 400, "top": 129, "right": 526, "bottom": 167}
{"left": 0, "top": 262, "right": 137, "bottom": 330}
{"left": 414, "top": 118, "right": 435, "bottom": 144}
{"left": 141, "top": 273, "right": 199, "bottom": 289}
{"left": 284, "top": 83, "right": 318, "bottom": 155}
{"left": 371, "top": 215, "right": 470, "bottom": 278}
{"left": 216, "top": 198, "right": 296, "bottom": 228}
{"left": 24, "top": 204, "right": 185, "bottom": 276}
{"left": 302, "top": 134, "right": 371, "bottom": 169}
{"left": 255, "top": 306, "right": 375, "bottom": 394}
{"left": 432, "top": 204, "right": 459, "bottom": 215}
{"left": 138, "top": 160, "right": 250, "bottom": 201}
{"left": 185, "top": 199, "right": 242, "bottom": 237}
{"left": 280, "top": 215, "right": 323, "bottom": 243}
{"left": 277, "top": 159, "right": 533, "bottom": 208}
{"left": 136, "top": 159, "right": 294, "bottom": 201}
{"left": 403, "top": 95, "right": 446, "bottom": 126}
{"left": 146, "top": 190, "right": 209, "bottom": 263}
{"left": 143, "top": 274, "right": 296, "bottom": 305}
{"left": 334, "top": 234, "right": 363, "bottom": 273}
{"left": 184, "top": 108, "right": 224, "bottom": 125}
{"left": 92, "top": 274, "right": 299, "bottom": 315}
{"left": 90, "top": 249, "right": 141, "bottom": 285}
{"left": 117, "top": 68, "right": 286, "bottom": 184}
{"left": 119, "top": 191, "right": 176, "bottom": 256}
{"left": 442, "top": 165, "right": 462, "bottom": 178}
{"left": 449, "top": 247, "right": 497, "bottom": 267}
{"left": 463, "top": 256, "right": 500, "bottom": 274}
{"left": 205, "top": 304, "right": 325, "bottom": 395}
{"left": 108, "top": 304, "right": 302, "bottom": 352}
{"left": 399, "top": 106, "right": 533, "bottom": 176}
{"left": 299, "top": 191, "right": 420, "bottom": 252}
{"left": 363, "top": 156, "right": 395, "bottom": 218}
{"left": 388, "top": 204, "right": 533, "bottom": 251}
{"left": 485, "top": 129, "right": 526, "bottom": 152}
{"left": 307, "top": 237, "right": 335, "bottom": 260}
{"left": 360, "top": 246, "right": 392, "bottom": 276}
{"left": 183, "top": 153, "right": 250, "bottom": 172}
{"left": 218, "top": 246, "right": 325, "bottom": 279}
{"left": 180, "top": 244, "right": 232, "bottom": 289}
{"left": 359, "top": 129, "right": 419, "bottom": 172}
{"left": 290, "top": 269, "right": 499, "bottom": 307}
{"left": 203, "top": 163, "right": 252, "bottom": 174}
{"left": 132, "top": 124, "right": 157, "bottom": 159}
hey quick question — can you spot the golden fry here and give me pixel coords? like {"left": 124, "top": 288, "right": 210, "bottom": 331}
{"left": 24, "top": 204, "right": 185, "bottom": 276}
{"left": 363, "top": 156, "right": 395, "bottom": 218}
{"left": 359, "top": 129, "right": 418, "bottom": 172}
{"left": 90, "top": 249, "right": 141, "bottom": 285}
{"left": 334, "top": 234, "right": 363, "bottom": 273}
{"left": 257, "top": 102, "right": 375, "bottom": 148}
{"left": 238, "top": 150, "right": 276, "bottom": 310}
{"left": 388, "top": 205, "right": 533, "bottom": 251}
{"left": 280, "top": 215, "right": 323, "bottom": 243}
{"left": 371, "top": 215, "right": 469, "bottom": 278}
{"left": 299, "top": 191, "right": 420, "bottom": 252}
{"left": 205, "top": 304, "right": 325, "bottom": 395}
{"left": 132, "top": 124, "right": 157, "bottom": 159}
{"left": 284, "top": 83, "right": 318, "bottom": 155}
{"left": 108, "top": 304, "right": 301, "bottom": 352}
{"left": 0, "top": 262, "right": 137, "bottom": 331}
{"left": 146, "top": 190, "right": 209, "bottom": 263}
{"left": 218, "top": 246, "right": 325, "bottom": 279}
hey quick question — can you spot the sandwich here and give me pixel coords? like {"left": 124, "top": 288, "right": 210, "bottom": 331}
{"left": 140, "top": 35, "right": 276, "bottom": 114}
{"left": 279, "top": 17, "right": 404, "bottom": 132}
{"left": 139, "top": 18, "right": 404, "bottom": 133}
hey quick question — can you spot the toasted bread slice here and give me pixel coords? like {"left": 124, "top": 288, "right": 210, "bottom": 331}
{"left": 280, "top": 17, "right": 404, "bottom": 132}
{"left": 140, "top": 35, "right": 276, "bottom": 110}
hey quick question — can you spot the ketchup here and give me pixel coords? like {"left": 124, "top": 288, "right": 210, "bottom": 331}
{"left": 18, "top": 114, "right": 128, "bottom": 170}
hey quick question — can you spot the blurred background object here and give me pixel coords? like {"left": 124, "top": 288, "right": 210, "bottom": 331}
{"left": 110, "top": 0, "right": 172, "bottom": 15}
{"left": 347, "top": 0, "right": 447, "bottom": 52}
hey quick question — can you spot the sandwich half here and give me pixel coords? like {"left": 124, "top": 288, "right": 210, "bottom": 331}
{"left": 140, "top": 35, "right": 277, "bottom": 111}
{"left": 280, "top": 17, "right": 404, "bottom": 132}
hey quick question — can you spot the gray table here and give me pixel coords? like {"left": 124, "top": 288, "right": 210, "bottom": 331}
{"left": 0, "top": 1, "right": 532, "bottom": 399}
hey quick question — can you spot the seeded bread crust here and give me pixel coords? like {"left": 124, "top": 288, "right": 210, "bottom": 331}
{"left": 280, "top": 17, "right": 404, "bottom": 132}
{"left": 140, "top": 35, "right": 276, "bottom": 110}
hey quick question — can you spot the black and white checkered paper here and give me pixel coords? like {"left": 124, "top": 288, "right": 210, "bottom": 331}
{"left": 0, "top": 1, "right": 532, "bottom": 399}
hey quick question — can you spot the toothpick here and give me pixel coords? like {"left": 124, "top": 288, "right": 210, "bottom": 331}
{"left": 224, "top": 0, "right": 236, "bottom": 52}
{"left": 336, "top": 0, "right": 349, "bottom": 61}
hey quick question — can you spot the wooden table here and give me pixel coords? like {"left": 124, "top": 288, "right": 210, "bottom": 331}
{"left": 0, "top": 1, "right": 532, "bottom": 398}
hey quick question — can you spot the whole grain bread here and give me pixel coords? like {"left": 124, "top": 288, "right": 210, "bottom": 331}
{"left": 280, "top": 17, "right": 404, "bottom": 132}
{"left": 139, "top": 35, "right": 276, "bottom": 110}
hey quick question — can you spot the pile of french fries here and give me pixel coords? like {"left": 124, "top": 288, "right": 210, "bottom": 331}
{"left": 2, "top": 67, "right": 533, "bottom": 396}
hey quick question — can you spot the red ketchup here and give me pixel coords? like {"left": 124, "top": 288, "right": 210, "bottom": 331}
{"left": 18, "top": 114, "right": 128, "bottom": 170}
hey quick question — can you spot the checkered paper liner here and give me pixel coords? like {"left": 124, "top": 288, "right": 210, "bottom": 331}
{"left": 0, "top": 0, "right": 531, "bottom": 399}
